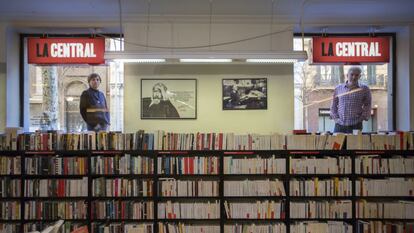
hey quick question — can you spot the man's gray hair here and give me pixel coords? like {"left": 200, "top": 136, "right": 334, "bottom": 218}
{"left": 348, "top": 66, "right": 362, "bottom": 75}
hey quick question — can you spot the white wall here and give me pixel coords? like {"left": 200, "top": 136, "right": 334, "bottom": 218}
{"left": 0, "top": 23, "right": 6, "bottom": 131}
{"left": 124, "top": 22, "right": 293, "bottom": 52}
{"left": 122, "top": 21, "right": 295, "bottom": 133}
{"left": 396, "top": 25, "right": 414, "bottom": 130}
{"left": 124, "top": 64, "right": 294, "bottom": 134}
{"left": 6, "top": 27, "right": 20, "bottom": 128}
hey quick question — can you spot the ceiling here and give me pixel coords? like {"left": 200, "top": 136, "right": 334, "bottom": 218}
{"left": 0, "top": 0, "right": 413, "bottom": 32}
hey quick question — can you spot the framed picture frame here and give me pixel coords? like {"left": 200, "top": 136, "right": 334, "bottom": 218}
{"left": 141, "top": 79, "right": 197, "bottom": 119}
{"left": 222, "top": 78, "right": 267, "bottom": 110}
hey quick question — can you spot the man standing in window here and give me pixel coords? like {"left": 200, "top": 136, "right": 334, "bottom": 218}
{"left": 330, "top": 67, "right": 372, "bottom": 133}
{"left": 80, "top": 73, "right": 110, "bottom": 131}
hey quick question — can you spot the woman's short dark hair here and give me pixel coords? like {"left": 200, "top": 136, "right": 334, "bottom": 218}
{"left": 88, "top": 73, "right": 101, "bottom": 83}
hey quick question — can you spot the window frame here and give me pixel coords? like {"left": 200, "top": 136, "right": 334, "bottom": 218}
{"left": 293, "top": 32, "right": 396, "bottom": 131}
{"left": 19, "top": 33, "right": 123, "bottom": 130}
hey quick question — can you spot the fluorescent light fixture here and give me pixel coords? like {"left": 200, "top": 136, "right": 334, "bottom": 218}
{"left": 105, "top": 51, "right": 307, "bottom": 63}
{"left": 179, "top": 58, "right": 232, "bottom": 63}
{"left": 246, "top": 59, "right": 299, "bottom": 63}
{"left": 114, "top": 59, "right": 166, "bottom": 63}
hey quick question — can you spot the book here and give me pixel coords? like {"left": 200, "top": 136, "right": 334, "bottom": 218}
{"left": 71, "top": 226, "right": 88, "bottom": 233}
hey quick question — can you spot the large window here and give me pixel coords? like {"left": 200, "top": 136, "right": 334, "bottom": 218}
{"left": 27, "top": 37, "right": 124, "bottom": 132}
{"left": 294, "top": 37, "right": 392, "bottom": 132}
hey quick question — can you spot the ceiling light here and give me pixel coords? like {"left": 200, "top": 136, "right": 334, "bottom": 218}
{"left": 114, "top": 59, "right": 166, "bottom": 63}
{"left": 105, "top": 51, "right": 307, "bottom": 63}
{"left": 246, "top": 59, "right": 299, "bottom": 63}
{"left": 179, "top": 58, "right": 232, "bottom": 63}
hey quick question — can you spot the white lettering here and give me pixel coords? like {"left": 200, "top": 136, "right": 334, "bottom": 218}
{"left": 335, "top": 41, "right": 382, "bottom": 57}
{"left": 70, "top": 43, "right": 77, "bottom": 57}
{"left": 76, "top": 44, "right": 83, "bottom": 57}
{"left": 49, "top": 42, "right": 99, "bottom": 58}
{"left": 342, "top": 42, "right": 349, "bottom": 56}
{"left": 375, "top": 42, "right": 381, "bottom": 56}
{"left": 347, "top": 42, "right": 354, "bottom": 57}
{"left": 355, "top": 42, "right": 361, "bottom": 56}
{"left": 91, "top": 44, "right": 96, "bottom": 57}
{"left": 50, "top": 43, "right": 58, "bottom": 57}
{"left": 62, "top": 43, "right": 70, "bottom": 57}
{"left": 369, "top": 42, "right": 376, "bottom": 56}
{"left": 84, "top": 43, "right": 97, "bottom": 57}
{"left": 336, "top": 43, "right": 343, "bottom": 56}
{"left": 361, "top": 43, "right": 368, "bottom": 56}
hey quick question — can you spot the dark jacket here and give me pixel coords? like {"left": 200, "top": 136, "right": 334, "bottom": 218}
{"left": 79, "top": 88, "right": 110, "bottom": 127}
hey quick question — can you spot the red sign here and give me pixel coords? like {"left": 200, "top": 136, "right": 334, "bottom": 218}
{"left": 312, "top": 36, "right": 390, "bottom": 64}
{"left": 28, "top": 38, "right": 105, "bottom": 64}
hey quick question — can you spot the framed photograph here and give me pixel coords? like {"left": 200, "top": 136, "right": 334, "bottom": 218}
{"left": 141, "top": 79, "right": 197, "bottom": 119}
{"left": 222, "top": 78, "right": 267, "bottom": 110}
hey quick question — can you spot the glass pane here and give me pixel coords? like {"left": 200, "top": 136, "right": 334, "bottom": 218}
{"left": 294, "top": 37, "right": 390, "bottom": 132}
{"left": 28, "top": 62, "right": 124, "bottom": 132}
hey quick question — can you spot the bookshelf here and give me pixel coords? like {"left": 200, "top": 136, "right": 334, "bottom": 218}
{"left": 0, "top": 149, "right": 413, "bottom": 233}
{"left": 0, "top": 150, "right": 21, "bottom": 233}
{"left": 22, "top": 151, "right": 89, "bottom": 233}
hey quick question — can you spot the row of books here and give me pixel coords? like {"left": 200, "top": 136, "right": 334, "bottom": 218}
{"left": 24, "top": 178, "right": 88, "bottom": 197}
{"left": 12, "top": 222, "right": 414, "bottom": 233}
{"left": 356, "top": 201, "right": 414, "bottom": 219}
{"left": 0, "top": 224, "right": 20, "bottom": 233}
{"left": 92, "top": 178, "right": 153, "bottom": 197}
{"left": 223, "top": 156, "right": 286, "bottom": 174}
{"left": 356, "top": 221, "right": 414, "bottom": 233}
{"left": 25, "top": 222, "right": 86, "bottom": 233}
{"left": 223, "top": 179, "right": 286, "bottom": 196}
{"left": 285, "top": 134, "right": 346, "bottom": 150}
{"left": 0, "top": 156, "right": 21, "bottom": 175}
{"left": 0, "top": 131, "right": 341, "bottom": 151}
{"left": 290, "top": 157, "right": 352, "bottom": 174}
{"left": 224, "top": 224, "right": 286, "bottom": 233}
{"left": 25, "top": 157, "right": 88, "bottom": 175}
{"left": 348, "top": 133, "right": 414, "bottom": 150}
{"left": 291, "top": 221, "right": 352, "bottom": 233}
{"left": 356, "top": 156, "right": 414, "bottom": 174}
{"left": 91, "top": 201, "right": 153, "bottom": 220}
{"left": 17, "top": 131, "right": 96, "bottom": 151}
{"left": 0, "top": 201, "right": 20, "bottom": 220}
{"left": 159, "top": 223, "right": 219, "bottom": 233}
{"left": 91, "top": 155, "right": 154, "bottom": 175}
{"left": 290, "top": 200, "right": 352, "bottom": 219}
{"left": 157, "top": 156, "right": 220, "bottom": 175}
{"left": 92, "top": 223, "right": 154, "bottom": 233}
{"left": 289, "top": 178, "right": 352, "bottom": 197}
{"left": 159, "top": 179, "right": 219, "bottom": 197}
{"left": 3, "top": 128, "right": 414, "bottom": 150}
{"left": 6, "top": 154, "right": 414, "bottom": 176}
{"left": 158, "top": 201, "right": 220, "bottom": 219}
{"left": 0, "top": 178, "right": 20, "bottom": 197}
{"left": 24, "top": 201, "right": 87, "bottom": 219}
{"left": 356, "top": 178, "right": 414, "bottom": 196}
{"left": 224, "top": 201, "right": 285, "bottom": 219}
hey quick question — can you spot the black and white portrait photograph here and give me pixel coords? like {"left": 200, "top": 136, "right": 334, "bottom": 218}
{"left": 222, "top": 78, "right": 267, "bottom": 110}
{"left": 141, "top": 79, "right": 197, "bottom": 119}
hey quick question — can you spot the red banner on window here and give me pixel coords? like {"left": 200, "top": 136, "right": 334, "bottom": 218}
{"left": 28, "top": 38, "right": 105, "bottom": 64}
{"left": 312, "top": 36, "right": 390, "bottom": 64}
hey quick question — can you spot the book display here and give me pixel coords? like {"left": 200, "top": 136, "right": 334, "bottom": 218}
{"left": 0, "top": 131, "right": 413, "bottom": 233}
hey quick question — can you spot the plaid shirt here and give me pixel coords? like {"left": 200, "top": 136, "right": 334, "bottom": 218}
{"left": 330, "top": 82, "right": 372, "bottom": 126}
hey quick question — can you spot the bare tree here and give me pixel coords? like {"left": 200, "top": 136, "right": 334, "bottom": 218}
{"left": 294, "top": 60, "right": 317, "bottom": 130}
